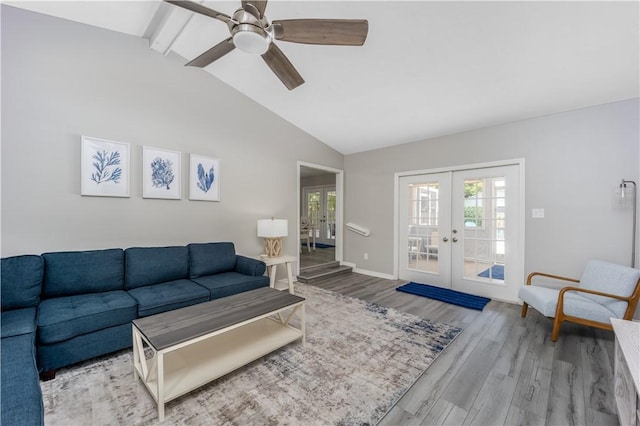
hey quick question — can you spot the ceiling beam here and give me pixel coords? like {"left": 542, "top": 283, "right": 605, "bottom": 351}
{"left": 143, "top": 1, "right": 193, "bottom": 55}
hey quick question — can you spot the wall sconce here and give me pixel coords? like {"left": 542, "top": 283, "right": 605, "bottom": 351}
{"left": 615, "top": 179, "right": 636, "bottom": 267}
{"left": 257, "top": 218, "right": 288, "bottom": 257}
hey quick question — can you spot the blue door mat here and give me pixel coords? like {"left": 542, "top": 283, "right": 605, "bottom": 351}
{"left": 477, "top": 264, "right": 504, "bottom": 280}
{"left": 396, "top": 282, "right": 491, "bottom": 310}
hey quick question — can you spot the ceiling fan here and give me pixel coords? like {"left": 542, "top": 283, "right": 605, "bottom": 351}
{"left": 165, "top": 0, "right": 369, "bottom": 90}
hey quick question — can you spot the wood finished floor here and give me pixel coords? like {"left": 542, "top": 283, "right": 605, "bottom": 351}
{"left": 306, "top": 272, "right": 619, "bottom": 426}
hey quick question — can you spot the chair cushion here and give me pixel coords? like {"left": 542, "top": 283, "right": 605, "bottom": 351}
{"left": 127, "top": 279, "right": 210, "bottom": 317}
{"left": 125, "top": 246, "right": 189, "bottom": 290}
{"left": 1, "top": 255, "right": 43, "bottom": 310}
{"left": 192, "top": 272, "right": 269, "bottom": 300}
{"left": 1, "top": 308, "right": 37, "bottom": 338}
{"left": 188, "top": 242, "right": 237, "bottom": 278}
{"left": 579, "top": 260, "right": 640, "bottom": 317}
{"left": 42, "top": 249, "right": 125, "bottom": 298}
{"left": 518, "top": 285, "right": 619, "bottom": 324}
{"left": 37, "top": 291, "right": 137, "bottom": 344}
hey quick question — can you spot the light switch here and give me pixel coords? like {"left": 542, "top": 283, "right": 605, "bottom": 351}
{"left": 532, "top": 208, "right": 545, "bottom": 218}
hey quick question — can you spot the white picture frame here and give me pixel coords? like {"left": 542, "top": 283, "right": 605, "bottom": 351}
{"left": 189, "top": 154, "right": 220, "bottom": 201}
{"left": 142, "top": 146, "right": 181, "bottom": 200}
{"left": 81, "top": 136, "right": 130, "bottom": 197}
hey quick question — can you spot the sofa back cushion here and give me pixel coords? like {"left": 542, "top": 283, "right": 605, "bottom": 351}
{"left": 188, "top": 242, "right": 237, "bottom": 278}
{"left": 579, "top": 259, "right": 640, "bottom": 317}
{"left": 1, "top": 255, "right": 43, "bottom": 310}
{"left": 125, "top": 246, "right": 189, "bottom": 289}
{"left": 42, "top": 249, "right": 124, "bottom": 298}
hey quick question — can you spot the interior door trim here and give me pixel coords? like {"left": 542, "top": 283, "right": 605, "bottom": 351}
{"left": 393, "top": 158, "right": 525, "bottom": 298}
{"left": 297, "top": 161, "right": 344, "bottom": 276}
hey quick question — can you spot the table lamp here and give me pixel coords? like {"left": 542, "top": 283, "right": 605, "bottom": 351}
{"left": 257, "top": 218, "right": 288, "bottom": 257}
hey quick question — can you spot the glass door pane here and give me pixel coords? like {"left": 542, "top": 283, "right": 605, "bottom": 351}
{"left": 325, "top": 189, "right": 336, "bottom": 240}
{"left": 461, "top": 176, "right": 506, "bottom": 282}
{"left": 398, "top": 172, "right": 451, "bottom": 287}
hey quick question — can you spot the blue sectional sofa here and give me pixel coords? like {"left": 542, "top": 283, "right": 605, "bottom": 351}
{"left": 1, "top": 255, "right": 45, "bottom": 426}
{"left": 1, "top": 242, "right": 269, "bottom": 425}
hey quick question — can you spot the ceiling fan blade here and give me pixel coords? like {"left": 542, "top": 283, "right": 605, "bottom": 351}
{"left": 272, "top": 19, "right": 368, "bottom": 46}
{"left": 185, "top": 38, "right": 235, "bottom": 67}
{"left": 261, "top": 43, "right": 305, "bottom": 90}
{"left": 242, "top": 0, "right": 267, "bottom": 18}
{"left": 165, "top": 0, "right": 233, "bottom": 24}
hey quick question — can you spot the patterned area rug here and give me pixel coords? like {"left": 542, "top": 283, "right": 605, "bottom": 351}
{"left": 41, "top": 284, "right": 461, "bottom": 425}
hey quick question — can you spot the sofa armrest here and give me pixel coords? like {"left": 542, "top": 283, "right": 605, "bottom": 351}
{"left": 235, "top": 256, "right": 266, "bottom": 277}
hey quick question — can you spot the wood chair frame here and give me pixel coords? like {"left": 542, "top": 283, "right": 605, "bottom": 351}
{"left": 521, "top": 271, "right": 640, "bottom": 342}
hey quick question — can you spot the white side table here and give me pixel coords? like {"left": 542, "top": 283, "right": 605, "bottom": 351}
{"left": 259, "top": 255, "right": 297, "bottom": 293}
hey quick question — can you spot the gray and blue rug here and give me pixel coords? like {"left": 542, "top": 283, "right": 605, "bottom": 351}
{"left": 41, "top": 283, "right": 461, "bottom": 425}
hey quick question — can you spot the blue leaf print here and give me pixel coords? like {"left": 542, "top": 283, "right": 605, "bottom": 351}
{"left": 90, "top": 150, "right": 122, "bottom": 185}
{"left": 196, "top": 163, "right": 215, "bottom": 193}
{"left": 150, "top": 157, "right": 174, "bottom": 190}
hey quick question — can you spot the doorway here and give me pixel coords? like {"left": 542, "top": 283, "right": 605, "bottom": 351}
{"left": 397, "top": 161, "right": 523, "bottom": 302}
{"left": 298, "top": 163, "right": 343, "bottom": 271}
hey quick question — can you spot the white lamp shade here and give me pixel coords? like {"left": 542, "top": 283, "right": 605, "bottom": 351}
{"left": 257, "top": 219, "right": 288, "bottom": 238}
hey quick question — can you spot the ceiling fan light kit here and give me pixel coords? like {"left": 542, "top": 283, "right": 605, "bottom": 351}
{"left": 165, "top": 0, "right": 368, "bottom": 90}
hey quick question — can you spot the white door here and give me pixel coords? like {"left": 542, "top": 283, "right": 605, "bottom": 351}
{"left": 399, "top": 173, "right": 451, "bottom": 287}
{"left": 303, "top": 186, "right": 336, "bottom": 246}
{"left": 399, "top": 164, "right": 521, "bottom": 302}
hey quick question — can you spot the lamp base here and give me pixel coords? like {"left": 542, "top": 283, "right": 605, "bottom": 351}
{"left": 263, "top": 237, "right": 283, "bottom": 258}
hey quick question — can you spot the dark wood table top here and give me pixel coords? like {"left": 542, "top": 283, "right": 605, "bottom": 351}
{"left": 132, "top": 287, "right": 305, "bottom": 350}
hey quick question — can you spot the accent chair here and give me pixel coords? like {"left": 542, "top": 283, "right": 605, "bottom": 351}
{"left": 519, "top": 260, "right": 640, "bottom": 342}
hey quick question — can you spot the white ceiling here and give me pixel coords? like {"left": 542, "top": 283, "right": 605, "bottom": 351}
{"left": 6, "top": 1, "right": 639, "bottom": 155}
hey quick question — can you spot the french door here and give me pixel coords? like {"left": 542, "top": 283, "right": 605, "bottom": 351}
{"left": 399, "top": 164, "right": 521, "bottom": 302}
{"left": 303, "top": 186, "right": 336, "bottom": 245}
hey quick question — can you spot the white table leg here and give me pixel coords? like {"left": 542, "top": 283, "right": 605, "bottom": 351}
{"left": 268, "top": 265, "right": 277, "bottom": 288}
{"left": 285, "top": 261, "right": 294, "bottom": 293}
{"left": 157, "top": 352, "right": 165, "bottom": 421}
{"left": 301, "top": 304, "right": 306, "bottom": 345}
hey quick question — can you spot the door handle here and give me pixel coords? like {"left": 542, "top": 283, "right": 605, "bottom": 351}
{"left": 442, "top": 237, "right": 449, "bottom": 242}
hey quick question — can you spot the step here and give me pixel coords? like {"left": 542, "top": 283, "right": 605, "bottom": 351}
{"left": 297, "top": 262, "right": 353, "bottom": 284}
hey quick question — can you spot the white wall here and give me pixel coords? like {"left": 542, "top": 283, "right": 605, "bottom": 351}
{"left": 344, "top": 99, "right": 640, "bottom": 281}
{"left": 0, "top": 5, "right": 343, "bottom": 257}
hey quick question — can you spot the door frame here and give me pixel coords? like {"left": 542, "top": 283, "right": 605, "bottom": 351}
{"left": 297, "top": 161, "right": 344, "bottom": 275}
{"left": 393, "top": 159, "right": 525, "bottom": 303}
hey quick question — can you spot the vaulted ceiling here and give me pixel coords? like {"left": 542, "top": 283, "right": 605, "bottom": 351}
{"left": 6, "top": 1, "right": 639, "bottom": 154}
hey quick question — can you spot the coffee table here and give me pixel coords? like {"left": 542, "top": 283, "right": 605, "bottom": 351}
{"left": 132, "top": 287, "right": 305, "bottom": 420}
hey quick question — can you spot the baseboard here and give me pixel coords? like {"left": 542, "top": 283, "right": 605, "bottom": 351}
{"left": 341, "top": 262, "right": 396, "bottom": 280}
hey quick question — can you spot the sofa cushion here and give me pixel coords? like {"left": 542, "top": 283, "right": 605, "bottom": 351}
{"left": 125, "top": 246, "right": 189, "bottom": 290}
{"left": 1, "top": 255, "right": 43, "bottom": 310}
{"left": 192, "top": 272, "right": 269, "bottom": 300}
{"left": 188, "top": 242, "right": 237, "bottom": 278}
{"left": 127, "top": 279, "right": 210, "bottom": 317}
{"left": 579, "top": 260, "right": 640, "bottom": 317}
{"left": 37, "top": 291, "right": 137, "bottom": 344}
{"left": 1, "top": 308, "right": 37, "bottom": 338}
{"left": 42, "top": 249, "right": 125, "bottom": 298}
{"left": 1, "top": 333, "right": 44, "bottom": 426}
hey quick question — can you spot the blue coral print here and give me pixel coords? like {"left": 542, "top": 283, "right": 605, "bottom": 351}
{"left": 197, "top": 163, "right": 215, "bottom": 193}
{"left": 150, "top": 157, "right": 175, "bottom": 190}
{"left": 90, "top": 150, "right": 122, "bottom": 185}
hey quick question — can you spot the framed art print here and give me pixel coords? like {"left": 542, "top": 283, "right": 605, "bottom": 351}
{"left": 81, "top": 136, "right": 130, "bottom": 197}
{"left": 142, "top": 146, "right": 181, "bottom": 199}
{"left": 189, "top": 154, "right": 220, "bottom": 201}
